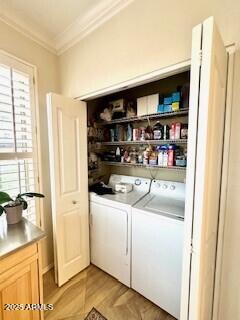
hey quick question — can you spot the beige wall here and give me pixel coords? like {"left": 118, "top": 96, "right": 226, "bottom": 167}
{"left": 59, "top": 0, "right": 240, "bottom": 98}
{"left": 0, "top": 20, "right": 60, "bottom": 269}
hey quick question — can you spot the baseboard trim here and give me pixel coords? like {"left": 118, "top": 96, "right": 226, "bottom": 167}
{"left": 43, "top": 263, "right": 54, "bottom": 274}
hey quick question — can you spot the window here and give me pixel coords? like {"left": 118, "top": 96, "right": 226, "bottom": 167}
{"left": 0, "top": 52, "right": 41, "bottom": 225}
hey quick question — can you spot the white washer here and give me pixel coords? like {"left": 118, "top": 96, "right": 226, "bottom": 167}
{"left": 90, "top": 174, "right": 151, "bottom": 287}
{"left": 132, "top": 179, "right": 185, "bottom": 319}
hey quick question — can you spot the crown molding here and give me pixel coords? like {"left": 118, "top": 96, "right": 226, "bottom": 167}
{"left": 54, "top": 0, "right": 135, "bottom": 55}
{"left": 0, "top": 0, "right": 134, "bottom": 56}
{"left": 0, "top": 14, "right": 57, "bottom": 54}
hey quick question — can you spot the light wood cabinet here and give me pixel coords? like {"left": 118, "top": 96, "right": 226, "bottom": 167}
{"left": 0, "top": 242, "right": 43, "bottom": 320}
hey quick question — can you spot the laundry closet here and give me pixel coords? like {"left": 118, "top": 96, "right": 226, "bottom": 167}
{"left": 47, "top": 16, "right": 228, "bottom": 320}
{"left": 86, "top": 71, "right": 189, "bottom": 319}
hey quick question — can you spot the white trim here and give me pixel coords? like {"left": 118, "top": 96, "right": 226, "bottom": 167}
{"left": 0, "top": 0, "right": 134, "bottom": 55}
{"left": 55, "top": 0, "right": 134, "bottom": 54}
{"left": 42, "top": 263, "right": 54, "bottom": 275}
{"left": 77, "top": 59, "right": 191, "bottom": 101}
{"left": 0, "top": 16, "right": 56, "bottom": 54}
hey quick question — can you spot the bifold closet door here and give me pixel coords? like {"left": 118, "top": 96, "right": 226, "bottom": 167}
{"left": 181, "top": 16, "right": 227, "bottom": 320}
{"left": 47, "top": 93, "right": 89, "bottom": 286}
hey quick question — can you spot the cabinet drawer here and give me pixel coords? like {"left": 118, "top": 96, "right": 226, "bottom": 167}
{"left": 0, "top": 244, "right": 38, "bottom": 275}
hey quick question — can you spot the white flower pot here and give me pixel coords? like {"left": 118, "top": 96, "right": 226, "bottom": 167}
{"left": 5, "top": 204, "right": 23, "bottom": 224}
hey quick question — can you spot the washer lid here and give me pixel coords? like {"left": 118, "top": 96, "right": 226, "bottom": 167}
{"left": 143, "top": 195, "right": 185, "bottom": 219}
{"left": 90, "top": 190, "right": 149, "bottom": 206}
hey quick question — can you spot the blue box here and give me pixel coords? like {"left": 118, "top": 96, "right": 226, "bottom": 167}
{"left": 157, "top": 104, "right": 165, "bottom": 113}
{"left": 172, "top": 92, "right": 181, "bottom": 102}
{"left": 164, "top": 96, "right": 172, "bottom": 105}
{"left": 164, "top": 104, "right": 172, "bottom": 113}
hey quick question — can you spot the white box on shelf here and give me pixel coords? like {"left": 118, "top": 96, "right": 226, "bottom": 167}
{"left": 147, "top": 94, "right": 159, "bottom": 114}
{"left": 137, "top": 96, "right": 148, "bottom": 116}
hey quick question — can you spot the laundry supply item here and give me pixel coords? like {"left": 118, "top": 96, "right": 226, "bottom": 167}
{"left": 181, "top": 124, "right": 188, "bottom": 139}
{"left": 115, "top": 182, "right": 133, "bottom": 193}
{"left": 172, "top": 92, "right": 181, "bottom": 102}
{"left": 164, "top": 96, "right": 172, "bottom": 105}
{"left": 172, "top": 102, "right": 180, "bottom": 112}
{"left": 153, "top": 121, "right": 163, "bottom": 140}
{"left": 89, "top": 182, "right": 115, "bottom": 195}
{"left": 164, "top": 104, "right": 172, "bottom": 112}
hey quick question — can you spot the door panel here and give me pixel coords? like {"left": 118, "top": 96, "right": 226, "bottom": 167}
{"left": 182, "top": 17, "right": 227, "bottom": 320}
{"left": 0, "top": 260, "right": 40, "bottom": 320}
{"left": 47, "top": 93, "right": 89, "bottom": 286}
{"left": 62, "top": 209, "right": 82, "bottom": 263}
{"left": 58, "top": 109, "right": 80, "bottom": 194}
{"left": 90, "top": 201, "right": 130, "bottom": 286}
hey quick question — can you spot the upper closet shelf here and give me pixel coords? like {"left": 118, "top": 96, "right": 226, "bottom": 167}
{"left": 97, "top": 108, "right": 189, "bottom": 125}
{"left": 101, "top": 139, "right": 188, "bottom": 146}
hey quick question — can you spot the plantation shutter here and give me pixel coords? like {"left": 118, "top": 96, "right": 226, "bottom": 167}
{"left": 0, "top": 53, "right": 40, "bottom": 225}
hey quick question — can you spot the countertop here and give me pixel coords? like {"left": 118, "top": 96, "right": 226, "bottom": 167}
{"left": 0, "top": 215, "right": 45, "bottom": 260}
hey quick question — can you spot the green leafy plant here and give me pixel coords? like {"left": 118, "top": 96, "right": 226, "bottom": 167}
{"left": 0, "top": 191, "right": 45, "bottom": 215}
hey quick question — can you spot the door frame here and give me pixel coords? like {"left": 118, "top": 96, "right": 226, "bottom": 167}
{"left": 212, "top": 46, "right": 235, "bottom": 319}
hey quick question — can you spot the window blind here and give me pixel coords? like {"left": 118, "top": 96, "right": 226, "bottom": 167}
{"left": 0, "top": 60, "right": 39, "bottom": 225}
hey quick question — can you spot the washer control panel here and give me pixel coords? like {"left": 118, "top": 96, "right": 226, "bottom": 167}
{"left": 151, "top": 180, "right": 185, "bottom": 200}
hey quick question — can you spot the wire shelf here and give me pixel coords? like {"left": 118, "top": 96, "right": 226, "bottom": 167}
{"left": 97, "top": 108, "right": 189, "bottom": 125}
{"left": 101, "top": 139, "right": 188, "bottom": 146}
{"left": 102, "top": 161, "right": 186, "bottom": 171}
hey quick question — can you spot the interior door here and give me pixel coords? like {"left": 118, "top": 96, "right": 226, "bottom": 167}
{"left": 181, "top": 17, "right": 227, "bottom": 320}
{"left": 47, "top": 93, "right": 89, "bottom": 286}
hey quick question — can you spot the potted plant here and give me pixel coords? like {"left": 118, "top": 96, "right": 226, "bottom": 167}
{"left": 0, "top": 191, "right": 45, "bottom": 224}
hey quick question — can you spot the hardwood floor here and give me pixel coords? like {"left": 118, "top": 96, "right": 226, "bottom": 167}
{"left": 43, "top": 264, "right": 176, "bottom": 320}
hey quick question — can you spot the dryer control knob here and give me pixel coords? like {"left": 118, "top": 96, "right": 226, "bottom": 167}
{"left": 156, "top": 182, "right": 161, "bottom": 188}
{"left": 170, "top": 185, "right": 176, "bottom": 190}
{"left": 135, "top": 179, "right": 141, "bottom": 186}
{"left": 163, "top": 184, "right": 168, "bottom": 189}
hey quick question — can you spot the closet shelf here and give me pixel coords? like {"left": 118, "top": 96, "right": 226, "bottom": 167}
{"left": 102, "top": 161, "right": 187, "bottom": 171}
{"left": 101, "top": 139, "right": 188, "bottom": 146}
{"left": 97, "top": 108, "right": 189, "bottom": 125}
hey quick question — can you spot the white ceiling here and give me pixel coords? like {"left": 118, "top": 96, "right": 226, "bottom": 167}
{"left": 0, "top": 0, "right": 134, "bottom": 54}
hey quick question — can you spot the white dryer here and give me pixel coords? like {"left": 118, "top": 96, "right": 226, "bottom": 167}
{"left": 89, "top": 174, "right": 151, "bottom": 287}
{"left": 132, "top": 179, "right": 185, "bottom": 319}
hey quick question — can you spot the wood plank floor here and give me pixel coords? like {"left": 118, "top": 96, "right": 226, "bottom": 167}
{"left": 43, "top": 264, "right": 176, "bottom": 320}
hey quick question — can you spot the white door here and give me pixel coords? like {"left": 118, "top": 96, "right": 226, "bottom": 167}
{"left": 90, "top": 201, "right": 130, "bottom": 286}
{"left": 47, "top": 93, "right": 90, "bottom": 286}
{"left": 181, "top": 17, "right": 227, "bottom": 319}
